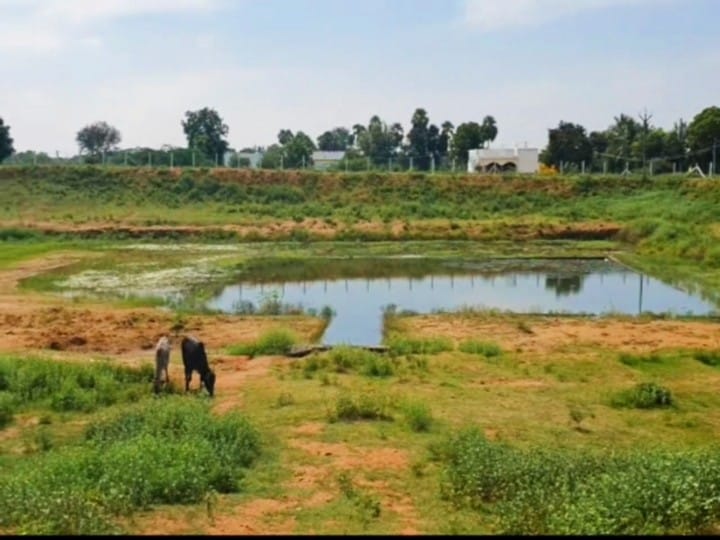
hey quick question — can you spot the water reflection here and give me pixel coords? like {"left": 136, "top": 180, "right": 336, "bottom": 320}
{"left": 206, "top": 259, "right": 718, "bottom": 346}
{"left": 545, "top": 275, "right": 585, "bottom": 297}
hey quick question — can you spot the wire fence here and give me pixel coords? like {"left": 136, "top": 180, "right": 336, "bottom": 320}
{"left": 1, "top": 147, "right": 717, "bottom": 177}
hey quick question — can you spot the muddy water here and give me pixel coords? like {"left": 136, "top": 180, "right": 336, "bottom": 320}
{"left": 207, "top": 258, "right": 718, "bottom": 346}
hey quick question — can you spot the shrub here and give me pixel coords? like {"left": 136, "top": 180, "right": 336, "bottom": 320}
{"left": 618, "top": 352, "right": 663, "bottom": 367}
{"left": 610, "top": 382, "right": 674, "bottom": 409}
{"left": 386, "top": 337, "right": 453, "bottom": 356}
{"left": 693, "top": 350, "right": 720, "bottom": 367}
{"left": 0, "top": 391, "right": 15, "bottom": 428}
{"left": 228, "top": 328, "right": 297, "bottom": 357}
{"left": 459, "top": 340, "right": 502, "bottom": 358}
{"left": 0, "top": 397, "right": 262, "bottom": 535}
{"left": 331, "top": 391, "right": 393, "bottom": 422}
{"left": 439, "top": 426, "right": 720, "bottom": 535}
{"left": 403, "top": 401, "right": 433, "bottom": 432}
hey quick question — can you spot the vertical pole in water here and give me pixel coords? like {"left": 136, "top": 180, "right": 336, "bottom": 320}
{"left": 638, "top": 273, "right": 644, "bottom": 315}
{"left": 431, "top": 276, "right": 434, "bottom": 289}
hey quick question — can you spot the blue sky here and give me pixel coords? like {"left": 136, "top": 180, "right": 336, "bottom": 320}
{"left": 1, "top": 0, "right": 718, "bottom": 156}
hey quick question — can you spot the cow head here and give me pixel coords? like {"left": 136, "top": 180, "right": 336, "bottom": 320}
{"left": 203, "top": 370, "right": 216, "bottom": 397}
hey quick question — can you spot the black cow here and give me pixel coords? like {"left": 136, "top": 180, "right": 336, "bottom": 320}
{"left": 180, "top": 336, "right": 216, "bottom": 397}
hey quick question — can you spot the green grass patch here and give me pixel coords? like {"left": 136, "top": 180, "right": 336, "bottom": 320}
{"left": 458, "top": 340, "right": 503, "bottom": 358}
{"left": 386, "top": 337, "right": 453, "bottom": 356}
{"left": 440, "top": 427, "right": 720, "bottom": 535}
{"left": 227, "top": 328, "right": 298, "bottom": 357}
{"left": 329, "top": 390, "right": 394, "bottom": 423}
{"left": 610, "top": 382, "right": 674, "bottom": 409}
{"left": 0, "top": 397, "right": 261, "bottom": 535}
{"left": 693, "top": 350, "right": 720, "bottom": 367}
{"left": 0, "top": 355, "right": 154, "bottom": 416}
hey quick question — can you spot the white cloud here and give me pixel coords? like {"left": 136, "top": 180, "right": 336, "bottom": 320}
{"left": 463, "top": 0, "right": 661, "bottom": 31}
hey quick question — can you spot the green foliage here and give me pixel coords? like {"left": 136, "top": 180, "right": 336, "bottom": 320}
{"left": 0, "top": 397, "right": 261, "bottom": 535}
{"left": 182, "top": 107, "right": 229, "bottom": 160}
{"left": 0, "top": 356, "right": 153, "bottom": 414}
{"left": 0, "top": 390, "right": 15, "bottom": 428}
{"left": 76, "top": 121, "right": 121, "bottom": 158}
{"left": 440, "top": 427, "right": 720, "bottom": 535}
{"left": 610, "top": 382, "right": 674, "bottom": 409}
{"left": 618, "top": 352, "right": 663, "bottom": 367}
{"left": 386, "top": 336, "right": 453, "bottom": 356}
{"left": 693, "top": 350, "right": 720, "bottom": 367}
{"left": 330, "top": 390, "right": 394, "bottom": 422}
{"left": 402, "top": 401, "right": 433, "bottom": 432}
{"left": 0, "top": 116, "right": 14, "bottom": 162}
{"left": 227, "top": 328, "right": 297, "bottom": 357}
{"left": 458, "top": 340, "right": 502, "bottom": 358}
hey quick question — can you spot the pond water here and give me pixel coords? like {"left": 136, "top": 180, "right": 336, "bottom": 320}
{"left": 206, "top": 258, "right": 718, "bottom": 347}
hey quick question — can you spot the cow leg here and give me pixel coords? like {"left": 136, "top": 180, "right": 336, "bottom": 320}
{"left": 185, "top": 369, "right": 192, "bottom": 392}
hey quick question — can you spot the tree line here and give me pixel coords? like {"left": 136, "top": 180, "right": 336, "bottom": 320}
{"left": 1, "top": 105, "right": 719, "bottom": 173}
{"left": 541, "top": 107, "right": 720, "bottom": 173}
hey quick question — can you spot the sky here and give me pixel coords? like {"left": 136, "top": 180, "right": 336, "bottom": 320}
{"left": 1, "top": 0, "right": 719, "bottom": 156}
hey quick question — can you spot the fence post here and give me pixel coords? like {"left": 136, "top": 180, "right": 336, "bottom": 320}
{"left": 345, "top": 158, "right": 348, "bottom": 172}
{"left": 431, "top": 155, "right": 435, "bottom": 173}
{"left": 170, "top": 152, "right": 174, "bottom": 169}
{"left": 409, "top": 157, "right": 413, "bottom": 171}
{"left": 215, "top": 153, "right": 219, "bottom": 168}
{"left": 124, "top": 152, "right": 128, "bottom": 166}
{"left": 192, "top": 151, "right": 196, "bottom": 167}
{"left": 603, "top": 160, "right": 607, "bottom": 175}
{"left": 581, "top": 160, "right": 585, "bottom": 174}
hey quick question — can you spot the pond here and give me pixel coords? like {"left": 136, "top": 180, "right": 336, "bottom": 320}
{"left": 206, "top": 258, "right": 718, "bottom": 346}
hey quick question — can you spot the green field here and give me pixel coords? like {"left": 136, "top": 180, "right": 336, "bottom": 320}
{"left": 1, "top": 166, "right": 720, "bottom": 534}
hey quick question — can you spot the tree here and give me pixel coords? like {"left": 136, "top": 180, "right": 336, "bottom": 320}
{"left": 357, "top": 115, "right": 402, "bottom": 166}
{"left": 0, "top": 117, "right": 14, "bottom": 162}
{"left": 278, "top": 129, "right": 294, "bottom": 146}
{"left": 540, "top": 121, "right": 593, "bottom": 168}
{"left": 408, "top": 108, "right": 430, "bottom": 162}
{"left": 688, "top": 106, "right": 720, "bottom": 169}
{"left": 451, "top": 119, "right": 498, "bottom": 162}
{"left": 182, "top": 107, "right": 229, "bottom": 161}
{"left": 317, "top": 127, "right": 351, "bottom": 151}
{"left": 438, "top": 121, "right": 454, "bottom": 158}
{"left": 260, "top": 144, "right": 284, "bottom": 169}
{"left": 76, "top": 121, "right": 121, "bottom": 157}
{"left": 283, "top": 131, "right": 316, "bottom": 168}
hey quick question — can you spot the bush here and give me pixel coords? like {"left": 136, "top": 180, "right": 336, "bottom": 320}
{"left": 610, "top": 382, "right": 674, "bottom": 409}
{"left": 403, "top": 401, "right": 433, "bottom": 432}
{"left": 618, "top": 352, "right": 663, "bottom": 367}
{"left": 440, "top": 426, "right": 720, "bottom": 535}
{"left": 459, "top": 340, "right": 502, "bottom": 358}
{"left": 0, "top": 391, "right": 15, "bottom": 428}
{"left": 386, "top": 337, "right": 453, "bottom": 356}
{"left": 228, "top": 328, "right": 297, "bottom": 357}
{"left": 331, "top": 391, "right": 393, "bottom": 422}
{"left": 693, "top": 350, "right": 720, "bottom": 367}
{"left": 0, "top": 397, "right": 262, "bottom": 535}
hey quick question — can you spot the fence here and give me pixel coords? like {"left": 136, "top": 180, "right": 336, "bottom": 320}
{"left": 1, "top": 148, "right": 717, "bottom": 178}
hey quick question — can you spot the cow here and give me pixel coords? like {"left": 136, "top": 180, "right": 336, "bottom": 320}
{"left": 153, "top": 335, "right": 171, "bottom": 394}
{"left": 180, "top": 336, "right": 216, "bottom": 397}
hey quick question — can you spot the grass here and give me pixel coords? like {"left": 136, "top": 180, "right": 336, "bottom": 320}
{"left": 226, "top": 328, "right": 298, "bottom": 357}
{"left": 458, "top": 340, "right": 503, "bottom": 358}
{"left": 0, "top": 397, "right": 261, "bottom": 535}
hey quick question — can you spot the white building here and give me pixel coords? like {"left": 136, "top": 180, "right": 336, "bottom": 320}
{"left": 311, "top": 150, "right": 346, "bottom": 171}
{"left": 467, "top": 147, "right": 539, "bottom": 174}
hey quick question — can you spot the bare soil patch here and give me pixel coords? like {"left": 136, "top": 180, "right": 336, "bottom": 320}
{"left": 406, "top": 315, "right": 720, "bottom": 354}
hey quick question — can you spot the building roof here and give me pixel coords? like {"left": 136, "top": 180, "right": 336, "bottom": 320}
{"left": 312, "top": 150, "right": 346, "bottom": 161}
